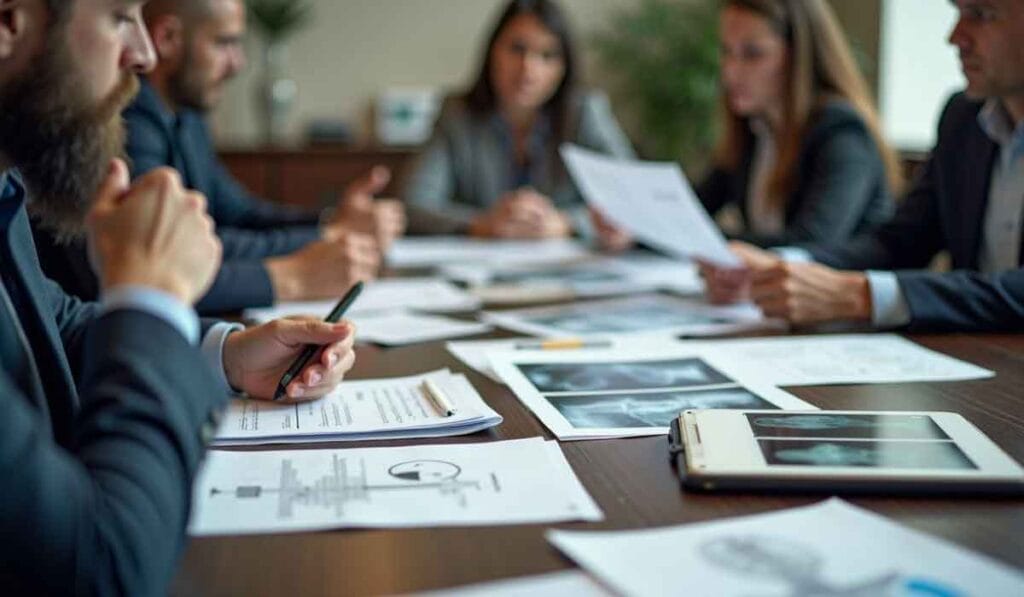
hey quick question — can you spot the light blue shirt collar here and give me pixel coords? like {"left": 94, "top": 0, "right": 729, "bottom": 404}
{"left": 978, "top": 100, "right": 1024, "bottom": 167}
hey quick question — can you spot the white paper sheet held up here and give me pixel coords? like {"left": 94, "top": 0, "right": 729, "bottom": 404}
{"left": 243, "top": 278, "right": 480, "bottom": 323}
{"left": 548, "top": 498, "right": 1024, "bottom": 597}
{"left": 411, "top": 571, "right": 612, "bottom": 597}
{"left": 561, "top": 144, "right": 738, "bottom": 266}
{"left": 189, "top": 438, "right": 602, "bottom": 536}
{"left": 212, "top": 370, "right": 501, "bottom": 445}
{"left": 387, "top": 237, "right": 592, "bottom": 268}
{"left": 482, "top": 294, "right": 783, "bottom": 339}
{"left": 490, "top": 346, "right": 815, "bottom": 440}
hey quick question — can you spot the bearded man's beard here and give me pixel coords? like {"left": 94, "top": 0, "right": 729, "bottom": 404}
{"left": 0, "top": 28, "right": 140, "bottom": 242}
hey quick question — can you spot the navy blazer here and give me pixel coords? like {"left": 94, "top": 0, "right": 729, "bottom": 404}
{"left": 698, "top": 99, "right": 894, "bottom": 248}
{"left": 0, "top": 171, "right": 226, "bottom": 596}
{"left": 30, "top": 77, "right": 326, "bottom": 313}
{"left": 809, "top": 93, "right": 1024, "bottom": 332}
{"left": 125, "top": 78, "right": 321, "bottom": 257}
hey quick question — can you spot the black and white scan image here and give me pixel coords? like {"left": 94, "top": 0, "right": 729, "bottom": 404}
{"left": 517, "top": 358, "right": 733, "bottom": 393}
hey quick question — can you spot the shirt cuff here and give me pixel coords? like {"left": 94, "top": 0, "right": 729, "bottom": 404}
{"left": 100, "top": 286, "right": 200, "bottom": 345}
{"left": 201, "top": 322, "right": 245, "bottom": 396}
{"left": 772, "top": 246, "right": 814, "bottom": 263}
{"left": 866, "top": 271, "right": 913, "bottom": 328}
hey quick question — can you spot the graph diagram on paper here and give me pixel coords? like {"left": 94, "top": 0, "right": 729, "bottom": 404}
{"left": 188, "top": 438, "right": 603, "bottom": 535}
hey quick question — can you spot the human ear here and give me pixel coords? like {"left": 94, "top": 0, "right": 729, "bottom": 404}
{"left": 148, "top": 14, "right": 185, "bottom": 63}
{"left": 0, "top": 0, "right": 31, "bottom": 61}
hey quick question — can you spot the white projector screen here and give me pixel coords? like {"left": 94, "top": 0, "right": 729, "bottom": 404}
{"left": 879, "top": 0, "right": 965, "bottom": 152}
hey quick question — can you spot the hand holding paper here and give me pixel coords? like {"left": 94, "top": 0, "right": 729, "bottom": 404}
{"left": 561, "top": 144, "right": 740, "bottom": 267}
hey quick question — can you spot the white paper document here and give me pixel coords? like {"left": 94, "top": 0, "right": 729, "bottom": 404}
{"left": 355, "top": 311, "right": 492, "bottom": 346}
{"left": 441, "top": 253, "right": 703, "bottom": 302}
{"left": 243, "top": 278, "right": 480, "bottom": 323}
{"left": 446, "top": 335, "right": 674, "bottom": 384}
{"left": 482, "top": 294, "right": 782, "bottom": 339}
{"left": 561, "top": 144, "right": 739, "bottom": 266}
{"left": 548, "top": 498, "right": 1024, "bottom": 597}
{"left": 387, "top": 237, "right": 592, "bottom": 268}
{"left": 189, "top": 438, "right": 603, "bottom": 536}
{"left": 696, "top": 334, "right": 995, "bottom": 386}
{"left": 412, "top": 571, "right": 611, "bottom": 597}
{"left": 212, "top": 369, "right": 501, "bottom": 445}
{"left": 490, "top": 346, "right": 815, "bottom": 440}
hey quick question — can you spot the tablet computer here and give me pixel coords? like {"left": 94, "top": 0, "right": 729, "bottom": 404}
{"left": 668, "top": 410, "right": 1024, "bottom": 496}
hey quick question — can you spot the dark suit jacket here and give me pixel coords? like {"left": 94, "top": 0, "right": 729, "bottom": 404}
{"left": 809, "top": 93, "right": 1024, "bottom": 332}
{"left": 0, "top": 171, "right": 226, "bottom": 596}
{"left": 31, "top": 77, "right": 324, "bottom": 314}
{"left": 698, "top": 99, "right": 894, "bottom": 248}
{"left": 125, "top": 78, "right": 321, "bottom": 257}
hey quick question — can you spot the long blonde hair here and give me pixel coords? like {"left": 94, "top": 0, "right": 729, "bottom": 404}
{"left": 714, "top": 0, "right": 903, "bottom": 209}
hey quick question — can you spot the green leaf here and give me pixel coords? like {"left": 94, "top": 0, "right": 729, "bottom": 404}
{"left": 591, "top": 0, "right": 720, "bottom": 168}
{"left": 246, "top": 0, "right": 313, "bottom": 42}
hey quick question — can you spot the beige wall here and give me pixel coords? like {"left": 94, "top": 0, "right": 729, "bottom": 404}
{"left": 211, "top": 0, "right": 638, "bottom": 145}
{"left": 211, "top": 0, "right": 881, "bottom": 147}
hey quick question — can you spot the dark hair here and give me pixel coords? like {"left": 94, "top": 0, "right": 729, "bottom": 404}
{"left": 45, "top": 0, "right": 71, "bottom": 24}
{"left": 463, "top": 0, "right": 578, "bottom": 145}
{"left": 715, "top": 0, "right": 903, "bottom": 206}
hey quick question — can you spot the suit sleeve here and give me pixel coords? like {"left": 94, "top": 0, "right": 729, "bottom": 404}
{"left": 805, "top": 97, "right": 966, "bottom": 270}
{"left": 207, "top": 151, "right": 321, "bottom": 260}
{"left": 0, "top": 309, "right": 226, "bottom": 596}
{"left": 897, "top": 269, "right": 1024, "bottom": 332}
{"left": 125, "top": 114, "right": 173, "bottom": 180}
{"left": 194, "top": 259, "right": 275, "bottom": 315}
{"left": 696, "top": 167, "right": 735, "bottom": 218}
{"left": 402, "top": 112, "right": 475, "bottom": 235}
{"left": 807, "top": 148, "right": 944, "bottom": 270}
{"left": 735, "top": 127, "right": 887, "bottom": 248}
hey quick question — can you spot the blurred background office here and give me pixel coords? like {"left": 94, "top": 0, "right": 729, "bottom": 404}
{"left": 215, "top": 0, "right": 965, "bottom": 213}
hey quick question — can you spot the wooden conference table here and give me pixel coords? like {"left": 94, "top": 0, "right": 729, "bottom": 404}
{"left": 172, "top": 304, "right": 1024, "bottom": 595}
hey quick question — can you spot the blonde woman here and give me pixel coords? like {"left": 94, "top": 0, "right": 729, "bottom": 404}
{"left": 596, "top": 0, "right": 902, "bottom": 251}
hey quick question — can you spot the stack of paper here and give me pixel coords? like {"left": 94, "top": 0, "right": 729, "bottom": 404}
{"left": 387, "top": 237, "right": 592, "bottom": 269}
{"left": 244, "top": 278, "right": 481, "bottom": 323}
{"left": 441, "top": 253, "right": 703, "bottom": 303}
{"left": 490, "top": 346, "right": 814, "bottom": 440}
{"left": 353, "top": 311, "right": 491, "bottom": 346}
{"left": 213, "top": 369, "right": 501, "bottom": 445}
{"left": 548, "top": 499, "right": 1024, "bottom": 597}
{"left": 482, "top": 294, "right": 783, "bottom": 339}
{"left": 189, "top": 438, "right": 603, "bottom": 536}
{"left": 243, "top": 278, "right": 487, "bottom": 345}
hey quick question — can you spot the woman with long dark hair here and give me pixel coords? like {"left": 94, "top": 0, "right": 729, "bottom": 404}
{"left": 596, "top": 0, "right": 903, "bottom": 252}
{"left": 403, "top": 0, "right": 634, "bottom": 238}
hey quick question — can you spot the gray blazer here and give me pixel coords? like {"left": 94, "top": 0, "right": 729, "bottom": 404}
{"left": 402, "top": 91, "right": 635, "bottom": 234}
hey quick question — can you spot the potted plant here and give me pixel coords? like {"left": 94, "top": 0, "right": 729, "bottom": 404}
{"left": 593, "top": 0, "right": 720, "bottom": 173}
{"left": 247, "top": 0, "right": 314, "bottom": 144}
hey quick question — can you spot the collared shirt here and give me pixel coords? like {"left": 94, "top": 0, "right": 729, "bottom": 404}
{"left": 977, "top": 100, "right": 1024, "bottom": 273}
{"left": 0, "top": 169, "right": 240, "bottom": 392}
{"left": 779, "top": 99, "right": 1024, "bottom": 328}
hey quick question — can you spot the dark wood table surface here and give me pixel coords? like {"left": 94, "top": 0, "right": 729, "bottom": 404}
{"left": 172, "top": 330, "right": 1024, "bottom": 596}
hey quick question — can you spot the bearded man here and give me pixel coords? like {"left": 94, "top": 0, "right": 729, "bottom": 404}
{"left": 0, "top": 1, "right": 358, "bottom": 594}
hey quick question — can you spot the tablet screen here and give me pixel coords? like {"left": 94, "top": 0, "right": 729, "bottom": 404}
{"left": 745, "top": 414, "right": 977, "bottom": 470}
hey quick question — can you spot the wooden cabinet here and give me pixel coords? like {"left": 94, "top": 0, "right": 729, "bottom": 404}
{"left": 218, "top": 145, "right": 418, "bottom": 209}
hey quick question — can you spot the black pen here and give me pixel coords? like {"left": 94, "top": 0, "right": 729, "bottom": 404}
{"left": 273, "top": 282, "right": 364, "bottom": 401}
